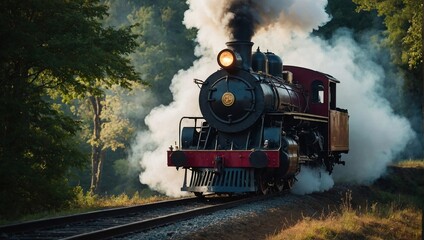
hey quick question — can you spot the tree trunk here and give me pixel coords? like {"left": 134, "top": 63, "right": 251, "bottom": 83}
{"left": 89, "top": 96, "right": 104, "bottom": 194}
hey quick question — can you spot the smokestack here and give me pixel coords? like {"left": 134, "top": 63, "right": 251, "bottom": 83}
{"left": 225, "top": 1, "right": 258, "bottom": 71}
{"left": 226, "top": 40, "right": 253, "bottom": 71}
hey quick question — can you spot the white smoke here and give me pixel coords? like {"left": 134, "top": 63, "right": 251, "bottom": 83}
{"left": 129, "top": 57, "right": 215, "bottom": 196}
{"left": 129, "top": 0, "right": 415, "bottom": 196}
{"left": 255, "top": 29, "right": 415, "bottom": 186}
{"left": 291, "top": 167, "right": 334, "bottom": 195}
{"left": 183, "top": 0, "right": 329, "bottom": 53}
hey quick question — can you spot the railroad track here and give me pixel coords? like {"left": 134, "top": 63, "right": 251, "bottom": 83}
{"left": 0, "top": 194, "right": 271, "bottom": 239}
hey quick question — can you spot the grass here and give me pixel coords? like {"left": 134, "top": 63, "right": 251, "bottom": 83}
{"left": 268, "top": 160, "right": 424, "bottom": 240}
{"left": 395, "top": 159, "right": 424, "bottom": 168}
{"left": 71, "top": 186, "right": 170, "bottom": 209}
{"left": 268, "top": 206, "right": 421, "bottom": 240}
{"left": 0, "top": 187, "right": 170, "bottom": 226}
{"left": 268, "top": 192, "right": 422, "bottom": 240}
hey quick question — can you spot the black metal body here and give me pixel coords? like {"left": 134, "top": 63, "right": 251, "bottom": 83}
{"left": 169, "top": 40, "right": 349, "bottom": 195}
{"left": 199, "top": 69, "right": 306, "bottom": 133}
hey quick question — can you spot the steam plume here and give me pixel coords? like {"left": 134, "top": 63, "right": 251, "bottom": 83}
{"left": 291, "top": 167, "right": 334, "bottom": 195}
{"left": 129, "top": 0, "right": 415, "bottom": 196}
{"left": 226, "top": 1, "right": 257, "bottom": 41}
{"left": 224, "top": 0, "right": 329, "bottom": 41}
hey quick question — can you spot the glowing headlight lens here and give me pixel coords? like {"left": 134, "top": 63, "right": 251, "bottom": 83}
{"left": 218, "top": 50, "right": 235, "bottom": 68}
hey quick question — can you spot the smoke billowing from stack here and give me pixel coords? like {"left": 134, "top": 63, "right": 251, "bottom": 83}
{"left": 224, "top": 0, "right": 330, "bottom": 41}
{"left": 225, "top": 0, "right": 298, "bottom": 41}
{"left": 226, "top": 1, "right": 257, "bottom": 41}
{"left": 129, "top": 0, "right": 415, "bottom": 196}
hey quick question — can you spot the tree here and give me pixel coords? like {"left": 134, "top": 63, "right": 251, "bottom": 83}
{"left": 88, "top": 94, "right": 104, "bottom": 194}
{"left": 127, "top": 0, "right": 197, "bottom": 109}
{"left": 68, "top": 0, "right": 197, "bottom": 195}
{"left": 314, "top": 0, "right": 384, "bottom": 40}
{"left": 73, "top": 0, "right": 197, "bottom": 195}
{"left": 353, "top": 0, "right": 422, "bottom": 69}
{"left": 0, "top": 0, "right": 140, "bottom": 217}
{"left": 82, "top": 83, "right": 140, "bottom": 194}
{"left": 353, "top": 0, "right": 423, "bottom": 157}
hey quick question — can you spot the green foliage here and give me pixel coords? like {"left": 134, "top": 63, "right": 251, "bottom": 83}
{"left": 316, "top": 0, "right": 423, "bottom": 158}
{"left": 314, "top": 0, "right": 384, "bottom": 40}
{"left": 109, "top": 158, "right": 144, "bottom": 194}
{"left": 372, "top": 166, "right": 424, "bottom": 208}
{"left": 100, "top": 84, "right": 141, "bottom": 151}
{"left": 72, "top": 186, "right": 98, "bottom": 208}
{"left": 353, "top": 0, "right": 423, "bottom": 69}
{"left": 69, "top": 0, "right": 197, "bottom": 195}
{"left": 71, "top": 186, "right": 167, "bottom": 209}
{"left": 104, "top": 0, "right": 197, "bottom": 103}
{"left": 69, "top": 83, "right": 145, "bottom": 194}
{"left": 127, "top": 0, "right": 197, "bottom": 105}
{"left": 0, "top": 0, "right": 140, "bottom": 218}
{"left": 0, "top": 1, "right": 140, "bottom": 100}
{"left": 0, "top": 93, "right": 86, "bottom": 217}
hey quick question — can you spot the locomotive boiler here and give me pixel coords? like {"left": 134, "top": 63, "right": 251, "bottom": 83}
{"left": 168, "top": 40, "right": 349, "bottom": 196}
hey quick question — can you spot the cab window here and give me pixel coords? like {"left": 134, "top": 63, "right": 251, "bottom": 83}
{"left": 312, "top": 80, "right": 324, "bottom": 103}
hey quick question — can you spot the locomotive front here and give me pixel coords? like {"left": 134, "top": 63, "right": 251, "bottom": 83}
{"left": 199, "top": 41, "right": 305, "bottom": 133}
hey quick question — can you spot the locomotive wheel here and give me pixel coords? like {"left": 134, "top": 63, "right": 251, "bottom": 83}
{"left": 194, "top": 192, "right": 204, "bottom": 198}
{"left": 284, "top": 178, "right": 295, "bottom": 190}
{"left": 275, "top": 179, "right": 285, "bottom": 192}
{"left": 257, "top": 172, "right": 274, "bottom": 195}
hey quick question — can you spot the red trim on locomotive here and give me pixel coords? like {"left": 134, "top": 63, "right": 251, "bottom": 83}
{"left": 167, "top": 150, "right": 280, "bottom": 168}
{"left": 284, "top": 65, "right": 336, "bottom": 117}
{"left": 284, "top": 65, "right": 349, "bottom": 154}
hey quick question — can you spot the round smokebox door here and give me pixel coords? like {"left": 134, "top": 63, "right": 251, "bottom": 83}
{"left": 199, "top": 70, "right": 266, "bottom": 133}
{"left": 208, "top": 76, "right": 254, "bottom": 124}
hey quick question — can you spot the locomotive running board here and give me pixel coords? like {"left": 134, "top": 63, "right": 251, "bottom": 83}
{"left": 282, "top": 112, "right": 328, "bottom": 123}
{"left": 182, "top": 168, "right": 256, "bottom": 193}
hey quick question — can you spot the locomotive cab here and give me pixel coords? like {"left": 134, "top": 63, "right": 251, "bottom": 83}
{"left": 284, "top": 65, "right": 349, "bottom": 171}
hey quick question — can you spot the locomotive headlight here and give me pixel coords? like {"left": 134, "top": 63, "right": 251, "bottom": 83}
{"left": 217, "top": 49, "right": 242, "bottom": 69}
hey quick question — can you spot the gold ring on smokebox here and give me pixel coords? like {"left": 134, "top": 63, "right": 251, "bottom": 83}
{"left": 221, "top": 92, "right": 235, "bottom": 107}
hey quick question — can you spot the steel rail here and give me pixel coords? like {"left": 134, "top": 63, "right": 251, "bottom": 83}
{"left": 0, "top": 197, "right": 199, "bottom": 234}
{"left": 62, "top": 194, "right": 272, "bottom": 240}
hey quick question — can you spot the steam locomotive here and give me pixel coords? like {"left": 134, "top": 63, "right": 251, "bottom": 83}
{"left": 168, "top": 40, "right": 349, "bottom": 196}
